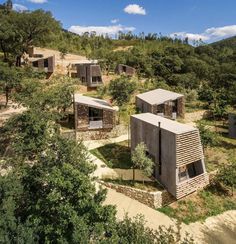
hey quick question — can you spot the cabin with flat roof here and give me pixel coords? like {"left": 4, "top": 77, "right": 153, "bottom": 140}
{"left": 115, "top": 64, "right": 136, "bottom": 76}
{"left": 131, "top": 113, "right": 209, "bottom": 199}
{"left": 77, "top": 63, "right": 103, "bottom": 88}
{"left": 74, "top": 94, "right": 116, "bottom": 132}
{"left": 136, "top": 88, "right": 185, "bottom": 119}
{"left": 31, "top": 56, "right": 55, "bottom": 77}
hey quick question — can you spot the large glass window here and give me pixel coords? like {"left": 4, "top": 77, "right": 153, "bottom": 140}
{"left": 44, "top": 59, "right": 48, "bottom": 68}
{"left": 178, "top": 160, "right": 204, "bottom": 183}
{"left": 89, "top": 107, "right": 103, "bottom": 121}
{"left": 92, "top": 76, "right": 102, "bottom": 83}
{"left": 156, "top": 104, "right": 164, "bottom": 114}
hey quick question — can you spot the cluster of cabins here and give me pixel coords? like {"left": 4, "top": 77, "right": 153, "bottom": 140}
{"left": 74, "top": 88, "right": 209, "bottom": 200}
{"left": 28, "top": 46, "right": 135, "bottom": 88}
{"left": 27, "top": 47, "right": 211, "bottom": 200}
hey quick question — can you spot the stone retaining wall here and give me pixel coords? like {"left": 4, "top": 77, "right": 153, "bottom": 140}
{"left": 100, "top": 181, "right": 174, "bottom": 208}
{"left": 76, "top": 124, "right": 128, "bottom": 141}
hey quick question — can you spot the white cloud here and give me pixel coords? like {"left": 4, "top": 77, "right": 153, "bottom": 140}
{"left": 170, "top": 25, "right": 236, "bottom": 42}
{"left": 13, "top": 3, "right": 28, "bottom": 12}
{"left": 170, "top": 32, "right": 209, "bottom": 41}
{"left": 111, "top": 19, "right": 119, "bottom": 24}
{"left": 205, "top": 25, "right": 236, "bottom": 37}
{"left": 68, "top": 24, "right": 135, "bottom": 36}
{"left": 27, "top": 0, "right": 47, "bottom": 3}
{"left": 124, "top": 4, "right": 146, "bottom": 15}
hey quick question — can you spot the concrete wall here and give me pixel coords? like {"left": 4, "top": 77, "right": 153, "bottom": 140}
{"left": 131, "top": 116, "right": 177, "bottom": 197}
{"left": 115, "top": 64, "right": 136, "bottom": 76}
{"left": 77, "top": 64, "right": 103, "bottom": 87}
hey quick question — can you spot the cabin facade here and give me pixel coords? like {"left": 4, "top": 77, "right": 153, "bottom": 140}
{"left": 136, "top": 89, "right": 185, "bottom": 119}
{"left": 31, "top": 56, "right": 55, "bottom": 75}
{"left": 77, "top": 63, "right": 103, "bottom": 88}
{"left": 115, "top": 64, "right": 136, "bottom": 76}
{"left": 131, "top": 113, "right": 209, "bottom": 199}
{"left": 74, "top": 94, "right": 116, "bottom": 132}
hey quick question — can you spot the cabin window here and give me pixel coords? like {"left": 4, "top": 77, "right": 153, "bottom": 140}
{"left": 172, "top": 100, "right": 178, "bottom": 113}
{"left": 81, "top": 77, "right": 86, "bottom": 83}
{"left": 89, "top": 107, "right": 103, "bottom": 129}
{"left": 156, "top": 104, "right": 164, "bottom": 114}
{"left": 32, "top": 61, "right": 38, "bottom": 67}
{"left": 89, "top": 107, "right": 103, "bottom": 121}
{"left": 178, "top": 160, "right": 204, "bottom": 183}
{"left": 92, "top": 76, "right": 102, "bottom": 83}
{"left": 122, "top": 66, "right": 127, "bottom": 73}
{"left": 44, "top": 59, "right": 48, "bottom": 68}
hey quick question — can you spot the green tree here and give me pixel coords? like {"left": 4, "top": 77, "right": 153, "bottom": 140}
{"left": 216, "top": 161, "right": 236, "bottom": 195}
{"left": 109, "top": 76, "right": 136, "bottom": 107}
{"left": 0, "top": 62, "right": 21, "bottom": 106}
{"left": 4, "top": 109, "right": 58, "bottom": 159}
{"left": 197, "top": 123, "right": 218, "bottom": 151}
{"left": 131, "top": 142, "right": 154, "bottom": 182}
{"left": 0, "top": 9, "right": 60, "bottom": 66}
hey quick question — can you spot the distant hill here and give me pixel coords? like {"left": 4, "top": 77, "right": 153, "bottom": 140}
{"left": 210, "top": 36, "right": 236, "bottom": 50}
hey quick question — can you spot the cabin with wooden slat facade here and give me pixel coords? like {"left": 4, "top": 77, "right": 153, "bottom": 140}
{"left": 131, "top": 113, "right": 209, "bottom": 199}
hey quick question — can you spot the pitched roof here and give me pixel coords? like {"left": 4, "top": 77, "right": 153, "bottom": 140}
{"left": 132, "top": 113, "right": 196, "bottom": 134}
{"left": 136, "top": 88, "right": 184, "bottom": 105}
{"left": 74, "top": 94, "right": 116, "bottom": 111}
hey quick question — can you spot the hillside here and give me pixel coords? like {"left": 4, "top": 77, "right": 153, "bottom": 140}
{"left": 210, "top": 36, "right": 236, "bottom": 50}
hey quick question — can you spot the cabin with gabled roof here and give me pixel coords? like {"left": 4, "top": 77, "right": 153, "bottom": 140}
{"left": 136, "top": 88, "right": 185, "bottom": 119}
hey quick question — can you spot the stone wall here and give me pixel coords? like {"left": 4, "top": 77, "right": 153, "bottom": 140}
{"left": 103, "top": 109, "right": 115, "bottom": 129}
{"left": 100, "top": 181, "right": 174, "bottom": 208}
{"left": 76, "top": 103, "right": 89, "bottom": 130}
{"left": 76, "top": 124, "right": 127, "bottom": 141}
{"left": 177, "top": 97, "right": 185, "bottom": 118}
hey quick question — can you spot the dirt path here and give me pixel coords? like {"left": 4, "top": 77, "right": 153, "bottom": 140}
{"left": 0, "top": 102, "right": 26, "bottom": 126}
{"left": 87, "top": 135, "right": 236, "bottom": 243}
{"left": 104, "top": 187, "right": 236, "bottom": 243}
{"left": 84, "top": 134, "right": 129, "bottom": 150}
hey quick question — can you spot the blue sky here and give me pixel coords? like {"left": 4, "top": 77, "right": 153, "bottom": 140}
{"left": 4, "top": 0, "right": 236, "bottom": 42}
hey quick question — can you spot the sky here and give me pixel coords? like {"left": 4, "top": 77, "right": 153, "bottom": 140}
{"left": 3, "top": 0, "right": 236, "bottom": 43}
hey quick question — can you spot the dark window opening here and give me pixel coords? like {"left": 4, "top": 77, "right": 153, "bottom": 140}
{"left": 178, "top": 160, "right": 204, "bottom": 183}
{"left": 44, "top": 59, "right": 48, "bottom": 68}
{"left": 122, "top": 66, "right": 127, "bottom": 73}
{"left": 89, "top": 107, "right": 103, "bottom": 121}
{"left": 92, "top": 76, "right": 102, "bottom": 83}
{"left": 32, "top": 61, "right": 38, "bottom": 67}
{"left": 156, "top": 104, "right": 164, "bottom": 114}
{"left": 172, "top": 99, "right": 178, "bottom": 113}
{"left": 81, "top": 77, "right": 86, "bottom": 83}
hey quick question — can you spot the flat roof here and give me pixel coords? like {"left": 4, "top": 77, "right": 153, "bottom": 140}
{"left": 74, "top": 94, "right": 116, "bottom": 111}
{"left": 136, "top": 88, "right": 184, "bottom": 105}
{"left": 132, "top": 113, "right": 196, "bottom": 134}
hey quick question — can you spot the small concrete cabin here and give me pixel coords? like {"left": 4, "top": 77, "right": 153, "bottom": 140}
{"left": 77, "top": 63, "right": 103, "bottom": 88}
{"left": 115, "top": 64, "right": 136, "bottom": 76}
{"left": 136, "top": 89, "right": 185, "bottom": 119}
{"left": 31, "top": 56, "right": 55, "bottom": 77}
{"left": 74, "top": 94, "right": 116, "bottom": 132}
{"left": 131, "top": 113, "right": 209, "bottom": 199}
